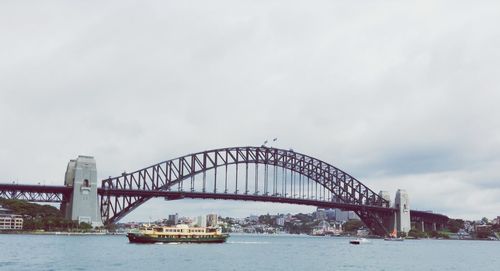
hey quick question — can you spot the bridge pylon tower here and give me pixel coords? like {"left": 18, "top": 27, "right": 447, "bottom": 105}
{"left": 61, "top": 155, "right": 103, "bottom": 227}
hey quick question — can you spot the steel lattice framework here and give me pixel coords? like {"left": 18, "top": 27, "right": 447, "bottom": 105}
{"left": 0, "top": 184, "right": 71, "bottom": 203}
{"left": 0, "top": 147, "right": 450, "bottom": 236}
{"left": 99, "top": 146, "right": 394, "bottom": 234}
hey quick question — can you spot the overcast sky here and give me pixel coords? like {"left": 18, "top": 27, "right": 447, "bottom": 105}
{"left": 1, "top": 1, "right": 499, "bottom": 222}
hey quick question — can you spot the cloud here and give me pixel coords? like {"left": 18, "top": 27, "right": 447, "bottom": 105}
{"left": 0, "top": 1, "right": 499, "bottom": 221}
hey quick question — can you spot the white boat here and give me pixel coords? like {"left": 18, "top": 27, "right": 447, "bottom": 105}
{"left": 384, "top": 229, "right": 404, "bottom": 241}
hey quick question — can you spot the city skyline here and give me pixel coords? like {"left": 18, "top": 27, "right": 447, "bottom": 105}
{"left": 1, "top": 1, "right": 499, "bottom": 221}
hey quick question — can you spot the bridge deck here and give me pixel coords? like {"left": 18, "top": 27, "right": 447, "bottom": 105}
{"left": 0, "top": 184, "right": 447, "bottom": 222}
{"left": 97, "top": 188, "right": 396, "bottom": 213}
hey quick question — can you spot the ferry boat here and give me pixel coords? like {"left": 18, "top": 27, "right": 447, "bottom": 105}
{"left": 127, "top": 224, "right": 229, "bottom": 244}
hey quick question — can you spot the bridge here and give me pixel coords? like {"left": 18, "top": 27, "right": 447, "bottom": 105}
{"left": 0, "top": 146, "right": 448, "bottom": 236}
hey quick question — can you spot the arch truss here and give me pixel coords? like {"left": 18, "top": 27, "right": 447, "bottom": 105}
{"left": 99, "top": 146, "right": 393, "bottom": 235}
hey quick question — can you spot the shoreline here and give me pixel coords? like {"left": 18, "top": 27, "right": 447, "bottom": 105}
{"left": 0, "top": 231, "right": 119, "bottom": 236}
{"left": 1, "top": 231, "right": 496, "bottom": 241}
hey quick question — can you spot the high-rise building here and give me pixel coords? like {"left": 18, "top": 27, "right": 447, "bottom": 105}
{"left": 168, "top": 213, "right": 178, "bottom": 225}
{"left": 334, "top": 209, "right": 359, "bottom": 222}
{"left": 379, "top": 191, "right": 391, "bottom": 207}
{"left": 196, "top": 215, "right": 207, "bottom": 227}
{"left": 206, "top": 214, "right": 218, "bottom": 227}
{"left": 325, "top": 209, "right": 336, "bottom": 220}
{"left": 314, "top": 208, "right": 326, "bottom": 221}
{"left": 276, "top": 217, "right": 285, "bottom": 226}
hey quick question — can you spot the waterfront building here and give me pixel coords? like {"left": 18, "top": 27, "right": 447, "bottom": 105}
{"left": 196, "top": 215, "right": 207, "bottom": 227}
{"left": 311, "top": 220, "right": 342, "bottom": 236}
{"left": 475, "top": 224, "right": 492, "bottom": 232}
{"left": 0, "top": 205, "right": 23, "bottom": 230}
{"left": 325, "top": 209, "right": 336, "bottom": 220}
{"left": 248, "top": 215, "right": 259, "bottom": 223}
{"left": 379, "top": 191, "right": 391, "bottom": 206}
{"left": 276, "top": 216, "right": 285, "bottom": 226}
{"left": 206, "top": 214, "right": 218, "bottom": 227}
{"left": 314, "top": 208, "right": 326, "bottom": 221}
{"left": 168, "top": 213, "right": 179, "bottom": 225}
{"left": 178, "top": 217, "right": 193, "bottom": 225}
{"left": 334, "top": 209, "right": 358, "bottom": 222}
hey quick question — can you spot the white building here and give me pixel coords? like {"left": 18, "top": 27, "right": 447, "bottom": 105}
{"left": 276, "top": 217, "right": 285, "bottom": 226}
{"left": 168, "top": 213, "right": 179, "bottom": 225}
{"left": 206, "top": 214, "right": 218, "bottom": 227}
{"left": 0, "top": 205, "right": 23, "bottom": 230}
{"left": 196, "top": 215, "right": 207, "bottom": 227}
{"left": 311, "top": 220, "right": 342, "bottom": 236}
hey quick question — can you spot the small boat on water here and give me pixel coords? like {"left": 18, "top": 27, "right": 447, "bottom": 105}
{"left": 349, "top": 238, "right": 369, "bottom": 245}
{"left": 384, "top": 229, "right": 404, "bottom": 241}
{"left": 127, "top": 224, "right": 229, "bottom": 244}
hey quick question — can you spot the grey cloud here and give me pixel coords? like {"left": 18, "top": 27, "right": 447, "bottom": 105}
{"left": 1, "top": 1, "right": 499, "bottom": 220}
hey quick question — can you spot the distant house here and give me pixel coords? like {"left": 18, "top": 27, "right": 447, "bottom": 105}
{"left": 0, "top": 205, "right": 23, "bottom": 230}
{"left": 311, "top": 220, "right": 342, "bottom": 236}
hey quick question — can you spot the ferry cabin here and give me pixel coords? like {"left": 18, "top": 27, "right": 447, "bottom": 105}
{"left": 138, "top": 225, "right": 222, "bottom": 238}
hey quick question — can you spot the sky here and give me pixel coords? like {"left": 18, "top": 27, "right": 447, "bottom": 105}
{"left": 0, "top": 1, "right": 499, "bottom": 222}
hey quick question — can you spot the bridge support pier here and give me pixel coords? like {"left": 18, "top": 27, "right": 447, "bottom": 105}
{"left": 62, "top": 156, "right": 103, "bottom": 227}
{"left": 379, "top": 189, "right": 411, "bottom": 236}
{"left": 395, "top": 189, "right": 411, "bottom": 234}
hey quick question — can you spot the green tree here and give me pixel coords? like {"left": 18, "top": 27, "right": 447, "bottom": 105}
{"left": 79, "top": 222, "right": 93, "bottom": 231}
{"left": 447, "top": 219, "right": 465, "bottom": 233}
{"left": 408, "top": 229, "right": 427, "bottom": 238}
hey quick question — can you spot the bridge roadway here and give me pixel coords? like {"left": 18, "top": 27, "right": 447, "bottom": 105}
{"left": 0, "top": 183, "right": 448, "bottom": 224}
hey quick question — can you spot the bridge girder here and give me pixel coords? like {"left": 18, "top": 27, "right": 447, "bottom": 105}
{"left": 99, "top": 146, "right": 392, "bottom": 235}
{"left": 0, "top": 147, "right": 450, "bottom": 236}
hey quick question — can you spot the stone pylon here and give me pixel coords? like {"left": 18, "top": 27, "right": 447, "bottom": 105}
{"left": 62, "top": 156, "right": 103, "bottom": 227}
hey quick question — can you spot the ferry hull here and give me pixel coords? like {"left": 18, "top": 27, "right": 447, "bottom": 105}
{"left": 127, "top": 233, "right": 228, "bottom": 244}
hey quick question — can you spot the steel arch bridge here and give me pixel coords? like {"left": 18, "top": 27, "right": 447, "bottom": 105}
{"left": 99, "top": 146, "right": 395, "bottom": 235}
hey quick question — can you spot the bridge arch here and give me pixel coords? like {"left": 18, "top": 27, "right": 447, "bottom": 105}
{"left": 99, "top": 146, "right": 393, "bottom": 235}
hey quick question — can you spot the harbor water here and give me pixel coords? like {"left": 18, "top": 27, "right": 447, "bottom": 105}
{"left": 0, "top": 233, "right": 498, "bottom": 271}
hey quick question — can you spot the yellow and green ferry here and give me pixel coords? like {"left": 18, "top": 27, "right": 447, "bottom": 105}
{"left": 127, "top": 224, "right": 229, "bottom": 244}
